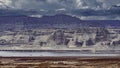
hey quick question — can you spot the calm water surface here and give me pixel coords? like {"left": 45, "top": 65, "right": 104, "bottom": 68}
{"left": 0, "top": 51, "right": 119, "bottom": 57}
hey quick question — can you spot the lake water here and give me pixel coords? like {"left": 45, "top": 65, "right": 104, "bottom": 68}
{"left": 0, "top": 51, "right": 119, "bottom": 57}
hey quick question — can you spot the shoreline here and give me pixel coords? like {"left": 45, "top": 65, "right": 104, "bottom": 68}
{"left": 0, "top": 56, "right": 120, "bottom": 61}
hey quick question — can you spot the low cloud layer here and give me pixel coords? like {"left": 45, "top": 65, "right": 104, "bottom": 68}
{"left": 0, "top": 0, "right": 120, "bottom": 20}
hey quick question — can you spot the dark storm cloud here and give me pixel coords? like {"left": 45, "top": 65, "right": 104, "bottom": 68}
{"left": 0, "top": 0, "right": 120, "bottom": 20}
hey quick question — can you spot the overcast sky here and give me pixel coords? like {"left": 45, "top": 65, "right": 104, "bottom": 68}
{"left": 0, "top": 0, "right": 120, "bottom": 20}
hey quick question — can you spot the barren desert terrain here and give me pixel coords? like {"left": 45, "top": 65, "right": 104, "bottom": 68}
{"left": 0, "top": 57, "right": 120, "bottom": 68}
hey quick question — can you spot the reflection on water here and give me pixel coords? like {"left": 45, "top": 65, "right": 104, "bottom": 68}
{"left": 0, "top": 51, "right": 119, "bottom": 57}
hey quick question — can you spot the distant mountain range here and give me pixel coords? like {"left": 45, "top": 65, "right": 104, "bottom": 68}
{"left": 0, "top": 14, "right": 120, "bottom": 30}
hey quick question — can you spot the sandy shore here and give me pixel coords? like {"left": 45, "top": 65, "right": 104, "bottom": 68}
{"left": 0, "top": 57, "right": 120, "bottom": 68}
